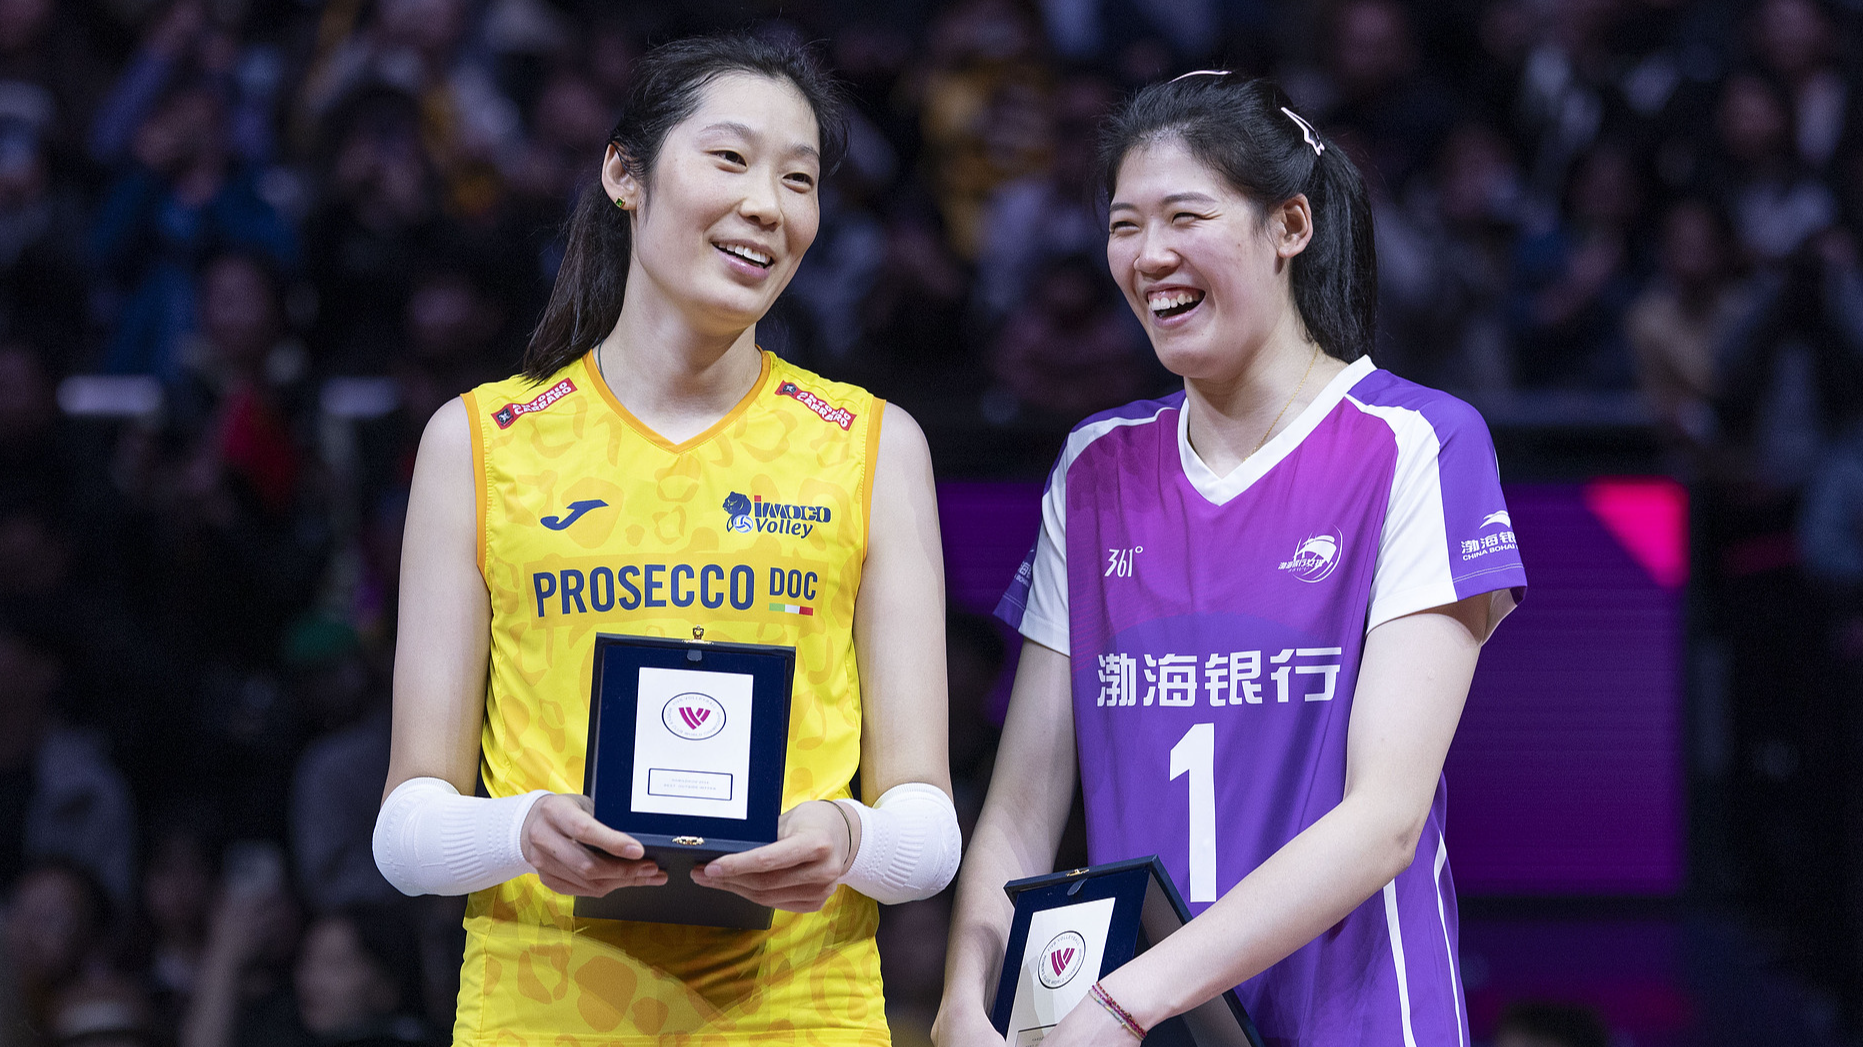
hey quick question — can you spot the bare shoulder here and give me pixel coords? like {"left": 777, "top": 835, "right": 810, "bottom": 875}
{"left": 419, "top": 396, "right": 473, "bottom": 459}
{"left": 875, "top": 401, "right": 932, "bottom": 474}
{"left": 407, "top": 397, "right": 477, "bottom": 527}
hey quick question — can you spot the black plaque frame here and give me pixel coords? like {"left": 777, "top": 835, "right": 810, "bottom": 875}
{"left": 990, "top": 856, "right": 1264, "bottom": 1047}
{"left": 575, "top": 632, "right": 795, "bottom": 929}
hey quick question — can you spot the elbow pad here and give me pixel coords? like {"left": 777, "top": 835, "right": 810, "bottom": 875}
{"left": 371, "top": 777, "right": 550, "bottom": 897}
{"left": 836, "top": 782, "right": 961, "bottom": 904}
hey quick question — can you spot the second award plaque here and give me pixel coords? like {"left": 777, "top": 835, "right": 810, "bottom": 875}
{"left": 575, "top": 631, "right": 795, "bottom": 929}
{"left": 990, "top": 857, "right": 1264, "bottom": 1046}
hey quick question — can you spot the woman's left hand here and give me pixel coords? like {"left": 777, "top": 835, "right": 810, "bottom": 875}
{"left": 690, "top": 799, "right": 856, "bottom": 912}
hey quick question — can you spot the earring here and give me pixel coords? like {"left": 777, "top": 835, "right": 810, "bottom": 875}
{"left": 615, "top": 197, "right": 627, "bottom": 209}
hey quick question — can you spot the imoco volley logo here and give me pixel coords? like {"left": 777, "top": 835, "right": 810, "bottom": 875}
{"left": 1036, "top": 931, "right": 1086, "bottom": 989}
{"left": 1278, "top": 528, "right": 1344, "bottom": 583}
{"left": 723, "top": 492, "right": 832, "bottom": 539}
{"left": 661, "top": 693, "right": 725, "bottom": 741}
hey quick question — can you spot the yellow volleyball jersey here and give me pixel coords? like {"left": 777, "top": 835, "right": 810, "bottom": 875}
{"left": 455, "top": 350, "right": 890, "bottom": 1046}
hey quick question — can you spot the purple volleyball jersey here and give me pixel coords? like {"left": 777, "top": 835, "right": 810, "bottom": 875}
{"left": 997, "top": 357, "right": 1526, "bottom": 1047}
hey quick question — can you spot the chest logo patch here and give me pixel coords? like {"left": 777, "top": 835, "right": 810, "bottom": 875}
{"left": 776, "top": 380, "right": 856, "bottom": 430}
{"left": 491, "top": 378, "right": 575, "bottom": 429}
{"left": 1278, "top": 528, "right": 1343, "bottom": 583}
{"left": 723, "top": 491, "right": 831, "bottom": 539}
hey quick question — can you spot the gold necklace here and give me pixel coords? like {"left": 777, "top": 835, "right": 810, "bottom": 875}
{"left": 1251, "top": 346, "right": 1320, "bottom": 457}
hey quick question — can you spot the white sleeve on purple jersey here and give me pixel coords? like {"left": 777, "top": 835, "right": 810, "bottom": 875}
{"left": 998, "top": 405, "right": 1179, "bottom": 656}
{"left": 1000, "top": 446, "right": 1072, "bottom": 655}
{"left": 1347, "top": 393, "right": 1524, "bottom": 636}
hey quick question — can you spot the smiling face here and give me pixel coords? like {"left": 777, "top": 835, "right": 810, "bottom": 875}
{"left": 606, "top": 72, "right": 823, "bottom": 339}
{"left": 1105, "top": 137, "right": 1310, "bottom": 381}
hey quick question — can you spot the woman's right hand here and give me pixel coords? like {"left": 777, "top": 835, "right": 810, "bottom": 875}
{"left": 520, "top": 793, "right": 666, "bottom": 896}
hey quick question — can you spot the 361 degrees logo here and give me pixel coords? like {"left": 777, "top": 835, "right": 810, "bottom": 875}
{"left": 1037, "top": 931, "right": 1086, "bottom": 989}
{"left": 661, "top": 693, "right": 725, "bottom": 740}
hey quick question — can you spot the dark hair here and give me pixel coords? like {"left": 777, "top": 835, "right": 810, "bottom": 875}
{"left": 1098, "top": 74, "right": 1376, "bottom": 362}
{"left": 521, "top": 34, "right": 850, "bottom": 381}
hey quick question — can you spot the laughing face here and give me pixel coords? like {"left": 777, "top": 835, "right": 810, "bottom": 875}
{"left": 606, "top": 72, "right": 824, "bottom": 338}
{"left": 1105, "top": 137, "right": 1310, "bottom": 381}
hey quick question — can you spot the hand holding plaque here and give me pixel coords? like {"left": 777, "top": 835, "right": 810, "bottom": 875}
{"left": 991, "top": 858, "right": 1264, "bottom": 1047}
{"left": 518, "top": 794, "right": 666, "bottom": 896}
{"left": 690, "top": 798, "right": 855, "bottom": 911}
{"left": 576, "top": 631, "right": 796, "bottom": 929}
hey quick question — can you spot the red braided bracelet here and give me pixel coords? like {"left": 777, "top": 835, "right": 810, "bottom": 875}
{"left": 1089, "top": 981, "right": 1147, "bottom": 1041}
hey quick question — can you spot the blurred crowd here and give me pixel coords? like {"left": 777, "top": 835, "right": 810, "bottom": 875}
{"left": 4, "top": 0, "right": 1863, "bottom": 1044}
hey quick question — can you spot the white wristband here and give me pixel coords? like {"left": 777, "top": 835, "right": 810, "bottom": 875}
{"left": 371, "top": 777, "right": 551, "bottom": 897}
{"left": 836, "top": 782, "right": 961, "bottom": 904}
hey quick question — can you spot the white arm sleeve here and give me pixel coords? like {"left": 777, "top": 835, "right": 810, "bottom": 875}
{"left": 835, "top": 782, "right": 961, "bottom": 904}
{"left": 371, "top": 777, "right": 551, "bottom": 897}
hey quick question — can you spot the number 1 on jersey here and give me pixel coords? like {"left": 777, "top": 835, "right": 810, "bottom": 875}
{"left": 1169, "top": 722, "right": 1217, "bottom": 902}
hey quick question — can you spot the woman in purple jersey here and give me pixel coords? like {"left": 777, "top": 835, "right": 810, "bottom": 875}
{"left": 937, "top": 73, "right": 1525, "bottom": 1047}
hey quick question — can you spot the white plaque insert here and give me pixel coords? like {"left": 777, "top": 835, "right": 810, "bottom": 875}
{"left": 630, "top": 666, "right": 755, "bottom": 820}
{"left": 1006, "top": 896, "right": 1116, "bottom": 1045}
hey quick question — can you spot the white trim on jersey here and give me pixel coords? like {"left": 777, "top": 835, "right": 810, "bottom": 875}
{"left": 1383, "top": 878, "right": 1420, "bottom": 1047}
{"left": 1434, "top": 834, "right": 1470, "bottom": 1047}
{"left": 1022, "top": 403, "right": 1178, "bottom": 656}
{"left": 1177, "top": 357, "right": 1375, "bottom": 506}
{"left": 1344, "top": 395, "right": 1460, "bottom": 634}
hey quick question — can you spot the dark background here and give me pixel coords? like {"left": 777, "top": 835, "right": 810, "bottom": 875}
{"left": 3, "top": 0, "right": 1862, "bottom": 1045}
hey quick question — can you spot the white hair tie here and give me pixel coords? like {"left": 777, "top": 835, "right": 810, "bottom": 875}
{"left": 1170, "top": 68, "right": 1232, "bottom": 82}
{"left": 1280, "top": 106, "right": 1325, "bottom": 157}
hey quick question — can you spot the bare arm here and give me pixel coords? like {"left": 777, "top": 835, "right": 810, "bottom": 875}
{"left": 852, "top": 402, "right": 954, "bottom": 801}
{"left": 696, "top": 402, "right": 955, "bottom": 908}
{"left": 1045, "top": 596, "right": 1491, "bottom": 1047}
{"left": 384, "top": 398, "right": 489, "bottom": 799}
{"left": 934, "top": 638, "right": 1076, "bottom": 1046}
{"left": 383, "top": 399, "right": 658, "bottom": 897}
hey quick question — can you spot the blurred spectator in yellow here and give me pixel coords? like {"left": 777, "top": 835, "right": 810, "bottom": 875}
{"left": 915, "top": 0, "right": 1051, "bottom": 260}
{"left": 973, "top": 72, "right": 1114, "bottom": 331}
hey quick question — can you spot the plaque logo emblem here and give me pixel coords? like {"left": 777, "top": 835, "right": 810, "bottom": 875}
{"left": 662, "top": 693, "right": 725, "bottom": 741}
{"left": 1036, "top": 931, "right": 1086, "bottom": 989}
{"left": 1277, "top": 528, "right": 1343, "bottom": 583}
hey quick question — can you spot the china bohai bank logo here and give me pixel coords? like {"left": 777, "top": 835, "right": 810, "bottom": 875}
{"left": 1037, "top": 931, "right": 1086, "bottom": 989}
{"left": 1278, "top": 528, "right": 1343, "bottom": 583}
{"left": 662, "top": 693, "right": 725, "bottom": 740}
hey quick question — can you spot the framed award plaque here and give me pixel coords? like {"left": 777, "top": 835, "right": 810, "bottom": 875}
{"left": 574, "top": 631, "right": 795, "bottom": 929}
{"left": 990, "top": 857, "right": 1264, "bottom": 1047}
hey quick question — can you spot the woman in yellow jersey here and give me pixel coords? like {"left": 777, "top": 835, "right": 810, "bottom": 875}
{"left": 369, "top": 36, "right": 960, "bottom": 1046}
